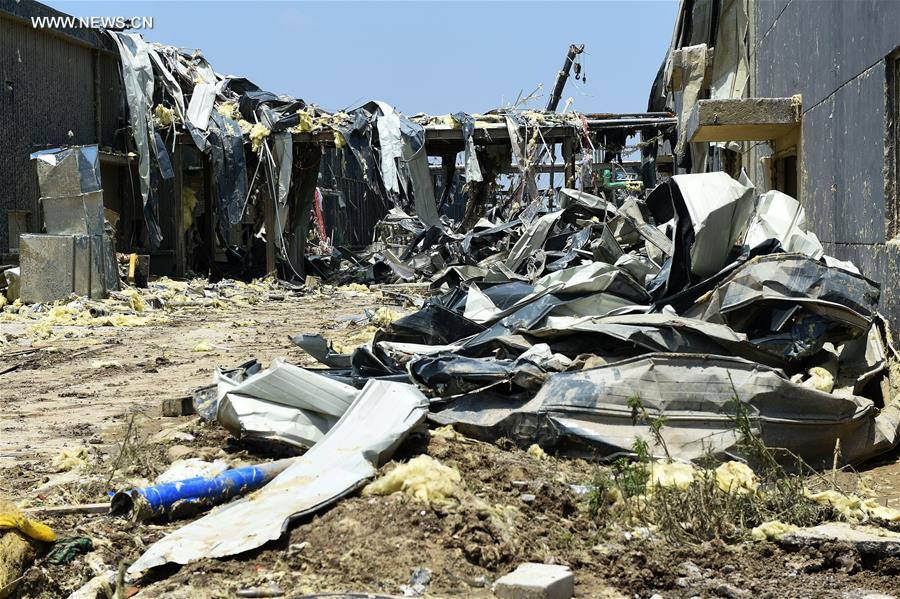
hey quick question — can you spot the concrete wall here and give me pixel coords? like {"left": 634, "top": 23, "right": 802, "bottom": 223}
{"left": 749, "top": 0, "right": 900, "bottom": 325}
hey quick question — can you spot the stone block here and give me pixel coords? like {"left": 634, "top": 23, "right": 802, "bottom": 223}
{"left": 493, "top": 563, "right": 574, "bottom": 599}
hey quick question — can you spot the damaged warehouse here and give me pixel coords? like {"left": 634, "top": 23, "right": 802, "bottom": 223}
{"left": 3, "top": 1, "right": 900, "bottom": 598}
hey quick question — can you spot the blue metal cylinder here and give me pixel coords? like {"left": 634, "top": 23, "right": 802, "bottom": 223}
{"left": 110, "top": 458, "right": 294, "bottom": 520}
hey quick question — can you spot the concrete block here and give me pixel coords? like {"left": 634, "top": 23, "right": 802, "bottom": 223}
{"left": 493, "top": 563, "right": 574, "bottom": 599}
{"left": 161, "top": 396, "right": 196, "bottom": 417}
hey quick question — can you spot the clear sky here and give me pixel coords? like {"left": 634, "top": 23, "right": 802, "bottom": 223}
{"left": 44, "top": 1, "right": 678, "bottom": 116}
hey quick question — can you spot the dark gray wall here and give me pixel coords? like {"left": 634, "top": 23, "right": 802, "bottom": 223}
{"left": 0, "top": 0, "right": 126, "bottom": 254}
{"left": 752, "top": 0, "right": 900, "bottom": 325}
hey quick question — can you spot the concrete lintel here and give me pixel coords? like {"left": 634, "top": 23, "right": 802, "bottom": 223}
{"left": 687, "top": 97, "right": 801, "bottom": 143}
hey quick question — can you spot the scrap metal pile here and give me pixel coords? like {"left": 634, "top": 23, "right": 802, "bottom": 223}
{"left": 116, "top": 170, "right": 900, "bottom": 579}
{"left": 294, "top": 171, "right": 899, "bottom": 471}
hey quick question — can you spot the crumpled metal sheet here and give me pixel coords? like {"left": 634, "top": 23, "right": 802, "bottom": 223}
{"left": 744, "top": 190, "right": 823, "bottom": 259}
{"left": 463, "top": 262, "right": 648, "bottom": 327}
{"left": 685, "top": 253, "right": 880, "bottom": 336}
{"left": 269, "top": 132, "right": 294, "bottom": 248}
{"left": 409, "top": 352, "right": 547, "bottom": 396}
{"left": 215, "top": 358, "right": 357, "bottom": 448}
{"left": 507, "top": 113, "right": 538, "bottom": 201}
{"left": 128, "top": 379, "right": 428, "bottom": 575}
{"left": 431, "top": 353, "right": 898, "bottom": 468}
{"left": 186, "top": 82, "right": 216, "bottom": 131}
{"left": 505, "top": 211, "right": 562, "bottom": 272}
{"left": 345, "top": 101, "right": 440, "bottom": 228}
{"left": 31, "top": 146, "right": 101, "bottom": 198}
{"left": 672, "top": 171, "right": 757, "bottom": 277}
{"left": 110, "top": 32, "right": 153, "bottom": 210}
{"left": 452, "top": 112, "right": 483, "bottom": 183}
{"left": 527, "top": 313, "right": 791, "bottom": 368}
{"left": 147, "top": 45, "right": 186, "bottom": 123}
{"left": 290, "top": 334, "right": 352, "bottom": 369}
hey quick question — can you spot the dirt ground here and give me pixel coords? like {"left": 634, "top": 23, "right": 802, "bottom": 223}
{"left": 2, "top": 281, "right": 900, "bottom": 598}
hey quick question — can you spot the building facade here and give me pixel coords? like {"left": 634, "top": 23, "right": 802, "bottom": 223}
{"left": 658, "top": 0, "right": 900, "bottom": 326}
{"left": 0, "top": 0, "right": 134, "bottom": 258}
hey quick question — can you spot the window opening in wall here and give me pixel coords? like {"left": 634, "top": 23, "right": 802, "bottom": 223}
{"left": 774, "top": 153, "right": 798, "bottom": 199}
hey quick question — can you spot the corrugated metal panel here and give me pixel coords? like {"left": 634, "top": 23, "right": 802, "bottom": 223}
{"left": 0, "top": 5, "right": 125, "bottom": 253}
{"left": 319, "top": 148, "right": 389, "bottom": 248}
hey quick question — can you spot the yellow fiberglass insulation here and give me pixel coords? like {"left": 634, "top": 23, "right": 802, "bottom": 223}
{"left": 153, "top": 104, "right": 175, "bottom": 127}
{"left": 182, "top": 188, "right": 198, "bottom": 233}
{"left": 250, "top": 123, "right": 271, "bottom": 152}
{"left": 362, "top": 455, "right": 464, "bottom": 506}
{"left": 331, "top": 326, "right": 378, "bottom": 353}
{"left": 192, "top": 341, "right": 214, "bottom": 352}
{"left": 238, "top": 119, "right": 253, "bottom": 135}
{"left": 333, "top": 130, "right": 347, "bottom": 149}
{"left": 805, "top": 489, "right": 900, "bottom": 522}
{"left": 217, "top": 101, "right": 241, "bottom": 120}
{"left": 803, "top": 366, "right": 835, "bottom": 393}
{"left": 714, "top": 461, "right": 758, "bottom": 494}
{"left": 646, "top": 461, "right": 695, "bottom": 490}
{"left": 52, "top": 447, "right": 88, "bottom": 472}
{"left": 90, "top": 360, "right": 122, "bottom": 369}
{"left": 124, "top": 288, "right": 146, "bottom": 313}
{"left": 430, "top": 425, "right": 464, "bottom": 441}
{"left": 293, "top": 108, "right": 314, "bottom": 133}
{"left": 370, "top": 307, "right": 401, "bottom": 327}
{"left": 527, "top": 444, "right": 548, "bottom": 460}
{"left": 338, "top": 283, "right": 369, "bottom": 293}
{"left": 750, "top": 520, "right": 798, "bottom": 541}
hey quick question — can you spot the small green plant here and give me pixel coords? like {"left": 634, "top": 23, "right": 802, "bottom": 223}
{"left": 583, "top": 385, "right": 836, "bottom": 542}
{"left": 627, "top": 395, "right": 671, "bottom": 462}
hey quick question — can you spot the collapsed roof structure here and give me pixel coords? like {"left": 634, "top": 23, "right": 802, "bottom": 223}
{"left": 96, "top": 31, "right": 676, "bottom": 283}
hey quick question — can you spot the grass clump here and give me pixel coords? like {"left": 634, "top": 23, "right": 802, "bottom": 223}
{"left": 585, "top": 393, "right": 836, "bottom": 543}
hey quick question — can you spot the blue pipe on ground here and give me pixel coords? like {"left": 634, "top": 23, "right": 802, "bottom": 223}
{"left": 110, "top": 457, "right": 295, "bottom": 520}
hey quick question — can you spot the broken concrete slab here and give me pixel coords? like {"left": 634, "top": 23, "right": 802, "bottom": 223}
{"left": 781, "top": 523, "right": 900, "bottom": 557}
{"left": 493, "top": 562, "right": 574, "bottom": 599}
{"left": 686, "top": 97, "right": 801, "bottom": 143}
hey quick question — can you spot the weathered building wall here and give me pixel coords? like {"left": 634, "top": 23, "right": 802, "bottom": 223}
{"left": 0, "top": 0, "right": 127, "bottom": 255}
{"left": 749, "top": 0, "right": 900, "bottom": 325}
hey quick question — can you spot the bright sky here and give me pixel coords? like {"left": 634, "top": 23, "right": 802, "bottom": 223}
{"left": 45, "top": 1, "right": 678, "bottom": 116}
